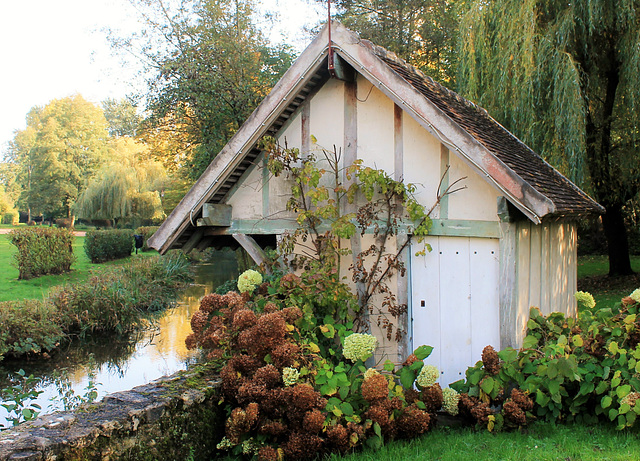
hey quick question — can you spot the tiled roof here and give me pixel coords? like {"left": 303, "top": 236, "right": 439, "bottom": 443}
{"left": 362, "top": 41, "right": 604, "bottom": 218}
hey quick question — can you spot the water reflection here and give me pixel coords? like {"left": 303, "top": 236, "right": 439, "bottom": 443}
{"left": 0, "top": 257, "right": 238, "bottom": 427}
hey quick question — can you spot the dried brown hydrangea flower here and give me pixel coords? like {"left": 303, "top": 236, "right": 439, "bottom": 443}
{"left": 503, "top": 399, "right": 526, "bottom": 425}
{"left": 303, "top": 409, "right": 325, "bottom": 434}
{"left": 361, "top": 372, "right": 389, "bottom": 402}
{"left": 271, "top": 342, "right": 301, "bottom": 368}
{"left": 402, "top": 354, "right": 418, "bottom": 368}
{"left": 326, "top": 424, "right": 349, "bottom": 453}
{"left": 282, "top": 432, "right": 324, "bottom": 460}
{"left": 257, "top": 446, "right": 278, "bottom": 461}
{"left": 420, "top": 383, "right": 443, "bottom": 413}
{"left": 510, "top": 389, "right": 533, "bottom": 411}
{"left": 482, "top": 345, "right": 500, "bottom": 375}
{"left": 396, "top": 403, "right": 431, "bottom": 438}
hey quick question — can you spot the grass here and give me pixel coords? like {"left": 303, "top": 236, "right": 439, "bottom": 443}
{"left": 0, "top": 233, "right": 156, "bottom": 302}
{"left": 577, "top": 255, "right": 640, "bottom": 308}
{"left": 330, "top": 422, "right": 640, "bottom": 461}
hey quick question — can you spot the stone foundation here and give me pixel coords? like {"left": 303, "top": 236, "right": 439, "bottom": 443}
{"left": 0, "top": 365, "right": 222, "bottom": 460}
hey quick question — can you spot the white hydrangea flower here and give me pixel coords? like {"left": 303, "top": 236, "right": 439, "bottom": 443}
{"left": 282, "top": 367, "right": 300, "bottom": 387}
{"left": 416, "top": 364, "right": 439, "bottom": 388}
{"left": 343, "top": 333, "right": 377, "bottom": 362}
{"left": 442, "top": 387, "right": 460, "bottom": 416}
{"left": 630, "top": 288, "right": 640, "bottom": 304}
{"left": 237, "top": 269, "right": 263, "bottom": 293}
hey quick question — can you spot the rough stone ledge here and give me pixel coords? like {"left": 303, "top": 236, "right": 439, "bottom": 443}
{"left": 0, "top": 367, "right": 221, "bottom": 461}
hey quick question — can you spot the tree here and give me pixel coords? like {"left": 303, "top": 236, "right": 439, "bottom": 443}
{"left": 74, "top": 138, "right": 168, "bottom": 225}
{"left": 102, "top": 97, "right": 141, "bottom": 138}
{"left": 109, "top": 0, "right": 294, "bottom": 180}
{"left": 327, "top": 0, "right": 459, "bottom": 84}
{"left": 7, "top": 96, "right": 109, "bottom": 223}
{"left": 458, "top": 0, "right": 640, "bottom": 276}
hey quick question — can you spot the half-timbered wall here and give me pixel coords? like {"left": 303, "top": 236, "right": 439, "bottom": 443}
{"left": 221, "top": 69, "right": 579, "bottom": 371}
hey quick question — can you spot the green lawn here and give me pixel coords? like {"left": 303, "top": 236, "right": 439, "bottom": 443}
{"left": 577, "top": 255, "right": 640, "bottom": 308}
{"left": 331, "top": 422, "right": 640, "bottom": 461}
{"left": 0, "top": 234, "right": 156, "bottom": 302}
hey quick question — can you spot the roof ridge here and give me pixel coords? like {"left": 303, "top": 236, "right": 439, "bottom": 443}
{"left": 362, "top": 39, "right": 490, "bottom": 118}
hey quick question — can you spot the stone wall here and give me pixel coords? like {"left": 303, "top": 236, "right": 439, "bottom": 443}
{"left": 0, "top": 366, "right": 223, "bottom": 460}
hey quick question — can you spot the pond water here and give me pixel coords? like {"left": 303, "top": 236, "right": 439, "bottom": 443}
{"left": 0, "top": 256, "right": 238, "bottom": 428}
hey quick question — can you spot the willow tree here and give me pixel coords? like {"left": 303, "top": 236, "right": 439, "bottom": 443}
{"left": 74, "top": 139, "right": 168, "bottom": 226}
{"left": 458, "top": 0, "right": 640, "bottom": 276}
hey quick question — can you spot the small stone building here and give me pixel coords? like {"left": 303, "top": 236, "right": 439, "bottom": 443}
{"left": 149, "top": 22, "right": 603, "bottom": 386}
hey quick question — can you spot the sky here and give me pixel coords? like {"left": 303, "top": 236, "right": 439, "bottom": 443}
{"left": 0, "top": 0, "right": 326, "bottom": 155}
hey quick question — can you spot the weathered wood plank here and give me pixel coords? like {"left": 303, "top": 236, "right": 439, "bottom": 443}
{"left": 499, "top": 221, "right": 518, "bottom": 349}
{"left": 232, "top": 234, "right": 269, "bottom": 273}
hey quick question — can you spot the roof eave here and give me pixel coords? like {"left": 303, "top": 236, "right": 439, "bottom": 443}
{"left": 148, "top": 25, "right": 334, "bottom": 253}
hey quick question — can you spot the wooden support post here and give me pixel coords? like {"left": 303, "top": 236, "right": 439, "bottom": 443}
{"left": 182, "top": 228, "right": 204, "bottom": 254}
{"left": 232, "top": 234, "right": 271, "bottom": 274}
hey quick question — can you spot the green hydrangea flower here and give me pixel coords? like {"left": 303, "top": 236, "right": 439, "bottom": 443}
{"left": 575, "top": 291, "right": 596, "bottom": 310}
{"left": 237, "top": 269, "right": 263, "bottom": 293}
{"left": 216, "top": 437, "right": 234, "bottom": 450}
{"left": 416, "top": 364, "right": 439, "bottom": 388}
{"left": 282, "top": 367, "right": 300, "bottom": 387}
{"left": 343, "top": 333, "right": 377, "bottom": 362}
{"left": 242, "top": 438, "right": 259, "bottom": 455}
{"left": 630, "top": 288, "right": 640, "bottom": 304}
{"left": 442, "top": 387, "right": 460, "bottom": 416}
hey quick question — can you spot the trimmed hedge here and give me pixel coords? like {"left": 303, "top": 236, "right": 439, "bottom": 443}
{"left": 84, "top": 229, "right": 134, "bottom": 263}
{"left": 8, "top": 227, "right": 76, "bottom": 280}
{"left": 135, "top": 226, "right": 159, "bottom": 252}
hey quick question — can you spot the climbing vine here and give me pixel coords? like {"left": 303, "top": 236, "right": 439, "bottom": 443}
{"left": 261, "top": 136, "right": 465, "bottom": 340}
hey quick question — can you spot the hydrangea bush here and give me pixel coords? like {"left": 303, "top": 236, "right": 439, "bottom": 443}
{"left": 186, "top": 268, "right": 441, "bottom": 460}
{"left": 452, "top": 290, "right": 640, "bottom": 431}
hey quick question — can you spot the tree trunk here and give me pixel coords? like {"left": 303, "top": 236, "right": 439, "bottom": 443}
{"left": 601, "top": 203, "right": 633, "bottom": 276}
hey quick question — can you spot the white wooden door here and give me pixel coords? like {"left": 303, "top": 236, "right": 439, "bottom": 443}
{"left": 411, "top": 236, "right": 500, "bottom": 387}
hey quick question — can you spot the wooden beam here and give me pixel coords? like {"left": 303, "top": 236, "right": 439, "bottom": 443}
{"left": 198, "top": 204, "right": 232, "bottom": 227}
{"left": 439, "top": 144, "right": 449, "bottom": 219}
{"left": 394, "top": 104, "right": 403, "bottom": 182}
{"left": 498, "top": 221, "right": 518, "bottom": 349}
{"left": 232, "top": 234, "right": 270, "bottom": 274}
{"left": 181, "top": 228, "right": 205, "bottom": 254}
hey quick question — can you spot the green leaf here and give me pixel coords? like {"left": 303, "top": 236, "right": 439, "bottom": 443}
{"left": 609, "top": 408, "right": 618, "bottom": 421}
{"left": 616, "top": 384, "right": 631, "bottom": 399}
{"left": 497, "top": 348, "right": 518, "bottom": 362}
{"left": 400, "top": 367, "right": 416, "bottom": 389}
{"left": 414, "top": 345, "right": 434, "bottom": 360}
{"left": 548, "top": 379, "right": 560, "bottom": 396}
{"left": 383, "top": 360, "right": 395, "bottom": 372}
{"left": 480, "top": 376, "right": 495, "bottom": 394}
{"left": 601, "top": 395, "right": 612, "bottom": 409}
{"left": 373, "top": 422, "right": 382, "bottom": 438}
{"left": 340, "top": 402, "right": 354, "bottom": 416}
{"left": 536, "top": 389, "right": 550, "bottom": 406}
{"left": 469, "top": 368, "right": 484, "bottom": 386}
{"left": 522, "top": 335, "right": 539, "bottom": 349}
